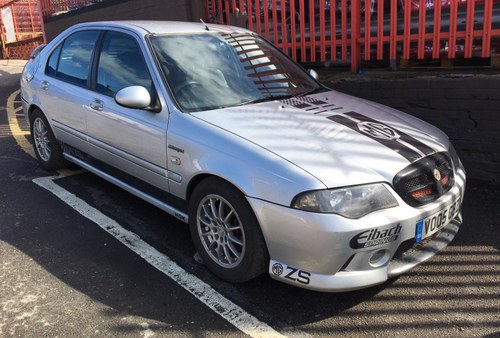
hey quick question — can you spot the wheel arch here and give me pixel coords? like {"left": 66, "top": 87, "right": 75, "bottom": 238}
{"left": 27, "top": 104, "right": 43, "bottom": 124}
{"left": 185, "top": 173, "right": 271, "bottom": 249}
{"left": 186, "top": 173, "right": 271, "bottom": 282}
{"left": 186, "top": 173, "right": 247, "bottom": 209}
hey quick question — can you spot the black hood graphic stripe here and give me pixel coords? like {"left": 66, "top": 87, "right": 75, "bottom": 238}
{"left": 346, "top": 112, "right": 435, "bottom": 156}
{"left": 328, "top": 112, "right": 435, "bottom": 163}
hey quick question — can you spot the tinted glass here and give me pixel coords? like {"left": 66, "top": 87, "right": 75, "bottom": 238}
{"left": 46, "top": 44, "right": 62, "bottom": 76}
{"left": 56, "top": 30, "right": 100, "bottom": 86}
{"left": 97, "top": 31, "right": 152, "bottom": 97}
{"left": 150, "top": 33, "right": 321, "bottom": 112}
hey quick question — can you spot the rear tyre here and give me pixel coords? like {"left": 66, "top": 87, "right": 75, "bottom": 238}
{"left": 30, "top": 109, "right": 67, "bottom": 170}
{"left": 189, "top": 177, "right": 269, "bottom": 283}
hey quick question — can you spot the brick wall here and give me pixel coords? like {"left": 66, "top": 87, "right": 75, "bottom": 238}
{"left": 44, "top": 0, "right": 204, "bottom": 42}
{"left": 323, "top": 73, "right": 500, "bottom": 182}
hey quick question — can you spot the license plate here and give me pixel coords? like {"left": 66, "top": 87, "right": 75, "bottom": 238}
{"left": 415, "top": 197, "right": 461, "bottom": 243}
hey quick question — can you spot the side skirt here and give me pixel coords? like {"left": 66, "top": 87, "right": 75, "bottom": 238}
{"left": 63, "top": 152, "right": 189, "bottom": 224}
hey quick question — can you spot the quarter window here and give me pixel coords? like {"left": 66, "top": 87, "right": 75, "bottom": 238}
{"left": 96, "top": 31, "right": 152, "bottom": 97}
{"left": 46, "top": 44, "right": 62, "bottom": 76}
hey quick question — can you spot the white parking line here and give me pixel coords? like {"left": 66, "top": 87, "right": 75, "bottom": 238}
{"left": 33, "top": 175, "right": 296, "bottom": 338}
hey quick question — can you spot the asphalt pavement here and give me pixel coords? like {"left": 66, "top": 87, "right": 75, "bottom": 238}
{"left": 0, "top": 62, "right": 499, "bottom": 337}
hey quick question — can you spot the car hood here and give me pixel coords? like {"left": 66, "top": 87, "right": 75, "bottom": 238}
{"left": 191, "top": 90, "right": 449, "bottom": 188}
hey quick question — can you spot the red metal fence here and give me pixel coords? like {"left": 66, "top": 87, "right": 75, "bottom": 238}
{"left": 0, "top": 0, "right": 100, "bottom": 59}
{"left": 205, "top": 0, "right": 500, "bottom": 71}
{"left": 0, "top": 0, "right": 44, "bottom": 59}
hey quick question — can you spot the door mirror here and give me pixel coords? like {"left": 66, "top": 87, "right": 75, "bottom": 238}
{"left": 115, "top": 86, "right": 151, "bottom": 109}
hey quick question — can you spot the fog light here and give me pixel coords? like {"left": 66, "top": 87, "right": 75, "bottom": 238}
{"left": 369, "top": 249, "right": 390, "bottom": 268}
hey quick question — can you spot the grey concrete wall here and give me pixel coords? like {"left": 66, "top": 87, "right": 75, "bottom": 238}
{"left": 44, "top": 0, "right": 204, "bottom": 42}
{"left": 324, "top": 73, "right": 500, "bottom": 182}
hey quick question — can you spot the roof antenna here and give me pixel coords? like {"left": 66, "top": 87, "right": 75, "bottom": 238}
{"left": 200, "top": 19, "right": 210, "bottom": 31}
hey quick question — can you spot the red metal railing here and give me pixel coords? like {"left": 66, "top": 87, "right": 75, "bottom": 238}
{"left": 205, "top": 0, "right": 500, "bottom": 71}
{"left": 0, "top": 0, "right": 45, "bottom": 58}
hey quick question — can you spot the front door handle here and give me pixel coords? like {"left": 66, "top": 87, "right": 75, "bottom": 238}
{"left": 90, "top": 99, "right": 103, "bottom": 112}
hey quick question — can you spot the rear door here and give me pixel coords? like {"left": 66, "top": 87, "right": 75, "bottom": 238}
{"left": 38, "top": 30, "right": 100, "bottom": 145}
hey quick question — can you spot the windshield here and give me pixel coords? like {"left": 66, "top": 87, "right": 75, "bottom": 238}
{"left": 149, "top": 32, "right": 322, "bottom": 112}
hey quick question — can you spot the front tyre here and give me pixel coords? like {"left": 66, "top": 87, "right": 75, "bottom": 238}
{"left": 189, "top": 178, "right": 269, "bottom": 283}
{"left": 30, "top": 109, "right": 67, "bottom": 170}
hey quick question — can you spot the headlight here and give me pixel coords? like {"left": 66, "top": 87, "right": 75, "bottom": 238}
{"left": 292, "top": 183, "right": 398, "bottom": 219}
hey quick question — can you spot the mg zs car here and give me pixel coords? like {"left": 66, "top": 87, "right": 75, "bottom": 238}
{"left": 21, "top": 21, "right": 466, "bottom": 291}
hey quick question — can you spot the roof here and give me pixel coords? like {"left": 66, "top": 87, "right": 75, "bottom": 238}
{"left": 67, "top": 20, "right": 251, "bottom": 36}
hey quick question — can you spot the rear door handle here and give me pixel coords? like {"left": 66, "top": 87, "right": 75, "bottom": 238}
{"left": 40, "top": 81, "right": 49, "bottom": 91}
{"left": 90, "top": 99, "right": 103, "bottom": 112}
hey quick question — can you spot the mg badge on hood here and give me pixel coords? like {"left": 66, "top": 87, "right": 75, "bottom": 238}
{"left": 357, "top": 121, "right": 400, "bottom": 140}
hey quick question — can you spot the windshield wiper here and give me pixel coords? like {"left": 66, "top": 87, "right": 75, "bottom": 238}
{"left": 298, "top": 87, "right": 329, "bottom": 97}
{"left": 237, "top": 94, "right": 296, "bottom": 106}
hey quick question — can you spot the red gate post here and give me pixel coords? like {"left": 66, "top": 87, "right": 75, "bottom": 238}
{"left": 432, "top": 0, "right": 442, "bottom": 59}
{"left": 319, "top": 0, "right": 326, "bottom": 62}
{"left": 464, "top": 0, "right": 476, "bottom": 58}
{"left": 36, "top": 0, "right": 47, "bottom": 44}
{"left": 482, "top": 0, "right": 493, "bottom": 58}
{"left": 364, "top": 0, "right": 372, "bottom": 61}
{"left": 341, "top": 0, "right": 347, "bottom": 60}
{"left": 350, "top": 0, "right": 360, "bottom": 72}
{"left": 448, "top": 0, "right": 458, "bottom": 59}
{"left": 389, "top": 0, "right": 398, "bottom": 69}
{"left": 290, "top": 0, "right": 297, "bottom": 60}
{"left": 403, "top": 0, "right": 411, "bottom": 60}
{"left": 299, "top": 0, "right": 306, "bottom": 62}
{"left": 376, "top": 0, "right": 384, "bottom": 60}
{"left": 417, "top": 0, "right": 426, "bottom": 59}
{"left": 329, "top": 0, "right": 336, "bottom": 62}
{"left": 281, "top": 0, "right": 288, "bottom": 52}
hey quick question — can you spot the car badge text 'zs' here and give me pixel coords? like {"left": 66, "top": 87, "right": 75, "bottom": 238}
{"left": 272, "top": 263, "right": 311, "bottom": 285}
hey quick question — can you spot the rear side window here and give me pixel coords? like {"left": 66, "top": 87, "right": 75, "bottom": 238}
{"left": 96, "top": 31, "right": 153, "bottom": 97}
{"left": 46, "top": 44, "right": 62, "bottom": 76}
{"left": 47, "top": 30, "right": 100, "bottom": 87}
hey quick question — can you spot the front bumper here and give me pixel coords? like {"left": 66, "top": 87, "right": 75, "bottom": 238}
{"left": 247, "top": 168, "right": 465, "bottom": 292}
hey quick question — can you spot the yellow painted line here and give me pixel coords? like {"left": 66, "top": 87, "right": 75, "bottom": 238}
{"left": 7, "top": 90, "right": 35, "bottom": 159}
{"left": 6, "top": 91, "right": 86, "bottom": 178}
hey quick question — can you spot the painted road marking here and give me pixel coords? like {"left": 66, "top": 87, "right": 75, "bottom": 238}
{"left": 33, "top": 175, "right": 301, "bottom": 338}
{"left": 7, "top": 90, "right": 35, "bottom": 158}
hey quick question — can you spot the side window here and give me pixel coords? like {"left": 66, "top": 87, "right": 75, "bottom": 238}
{"left": 46, "top": 44, "right": 62, "bottom": 76}
{"left": 96, "top": 31, "right": 153, "bottom": 97}
{"left": 56, "top": 30, "right": 100, "bottom": 86}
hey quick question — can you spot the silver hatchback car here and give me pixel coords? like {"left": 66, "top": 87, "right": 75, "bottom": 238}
{"left": 21, "top": 21, "right": 466, "bottom": 292}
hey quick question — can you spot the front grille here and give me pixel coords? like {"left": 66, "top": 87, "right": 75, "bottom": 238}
{"left": 393, "top": 152, "right": 454, "bottom": 207}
